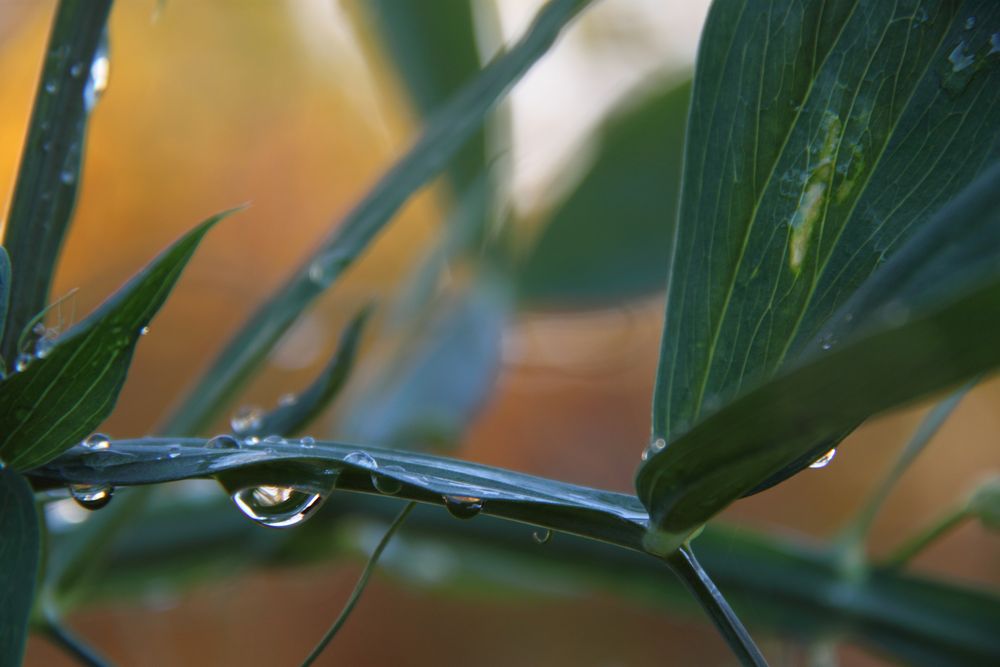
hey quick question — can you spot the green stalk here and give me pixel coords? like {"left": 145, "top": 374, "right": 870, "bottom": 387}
{"left": 300, "top": 502, "right": 416, "bottom": 667}
{"left": 665, "top": 544, "right": 768, "bottom": 667}
{"left": 882, "top": 506, "right": 970, "bottom": 570}
{"left": 41, "top": 608, "right": 114, "bottom": 667}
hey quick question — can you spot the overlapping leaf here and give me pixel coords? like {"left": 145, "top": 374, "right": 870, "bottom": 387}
{"left": 0, "top": 212, "right": 234, "bottom": 471}
{"left": 0, "top": 469, "right": 40, "bottom": 666}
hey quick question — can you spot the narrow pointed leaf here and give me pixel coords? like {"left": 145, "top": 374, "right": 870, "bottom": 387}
{"left": 0, "top": 247, "right": 10, "bottom": 349}
{"left": 0, "top": 469, "right": 41, "bottom": 666}
{"left": 163, "top": 0, "right": 592, "bottom": 437}
{"left": 33, "top": 438, "right": 649, "bottom": 551}
{"left": 249, "top": 305, "right": 372, "bottom": 438}
{"left": 651, "top": 1, "right": 998, "bottom": 468}
{"left": 1, "top": 0, "right": 113, "bottom": 362}
{"left": 638, "top": 163, "right": 1000, "bottom": 533}
{"left": 0, "top": 211, "right": 235, "bottom": 471}
{"left": 518, "top": 78, "right": 690, "bottom": 307}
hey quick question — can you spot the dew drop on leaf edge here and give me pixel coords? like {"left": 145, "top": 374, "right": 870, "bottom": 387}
{"left": 206, "top": 434, "right": 241, "bottom": 450}
{"left": 82, "top": 432, "right": 111, "bottom": 450}
{"left": 231, "top": 485, "right": 325, "bottom": 528}
{"left": 69, "top": 483, "right": 113, "bottom": 510}
{"left": 443, "top": 495, "right": 484, "bottom": 520}
{"left": 809, "top": 448, "right": 837, "bottom": 469}
{"left": 532, "top": 528, "right": 552, "bottom": 545}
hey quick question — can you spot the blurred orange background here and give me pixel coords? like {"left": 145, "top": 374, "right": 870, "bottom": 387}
{"left": 2, "top": 1, "right": 996, "bottom": 665}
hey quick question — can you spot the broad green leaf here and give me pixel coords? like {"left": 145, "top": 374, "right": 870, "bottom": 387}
{"left": 0, "top": 469, "right": 41, "bottom": 666}
{"left": 359, "top": 0, "right": 486, "bottom": 199}
{"left": 162, "top": 0, "right": 592, "bottom": 437}
{"left": 0, "top": 211, "right": 235, "bottom": 471}
{"left": 517, "top": 77, "right": 690, "bottom": 307}
{"left": 339, "top": 274, "right": 508, "bottom": 449}
{"left": 34, "top": 437, "right": 649, "bottom": 551}
{"left": 0, "top": 247, "right": 10, "bottom": 352}
{"left": 651, "top": 2, "right": 999, "bottom": 466}
{"left": 1, "top": 0, "right": 113, "bottom": 362}
{"left": 638, "top": 162, "right": 1000, "bottom": 534}
{"left": 248, "top": 305, "right": 372, "bottom": 438}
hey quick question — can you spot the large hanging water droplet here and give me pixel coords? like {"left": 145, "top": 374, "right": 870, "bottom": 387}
{"left": 69, "top": 483, "right": 113, "bottom": 510}
{"left": 532, "top": 528, "right": 552, "bottom": 545}
{"left": 14, "top": 353, "right": 32, "bottom": 372}
{"left": 443, "top": 495, "right": 484, "bottom": 520}
{"left": 81, "top": 432, "right": 111, "bottom": 450}
{"left": 344, "top": 451, "right": 377, "bottom": 470}
{"left": 230, "top": 406, "right": 262, "bottom": 434}
{"left": 372, "top": 465, "right": 404, "bottom": 495}
{"left": 206, "top": 434, "right": 241, "bottom": 450}
{"left": 809, "top": 448, "right": 837, "bottom": 469}
{"left": 231, "top": 485, "right": 325, "bottom": 528}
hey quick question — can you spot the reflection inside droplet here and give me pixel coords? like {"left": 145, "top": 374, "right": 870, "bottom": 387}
{"left": 809, "top": 448, "right": 837, "bottom": 469}
{"left": 69, "top": 483, "right": 113, "bottom": 510}
{"left": 231, "top": 485, "right": 325, "bottom": 528}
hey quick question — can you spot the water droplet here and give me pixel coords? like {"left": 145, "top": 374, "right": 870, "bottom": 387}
{"left": 243, "top": 435, "right": 260, "bottom": 446}
{"left": 32, "top": 323, "right": 46, "bottom": 336}
{"left": 809, "top": 448, "right": 837, "bottom": 469}
{"left": 651, "top": 438, "right": 666, "bottom": 452}
{"left": 965, "top": 16, "right": 976, "bottom": 30}
{"left": 69, "top": 483, "right": 113, "bottom": 510}
{"left": 299, "top": 436, "right": 315, "bottom": 448}
{"left": 59, "top": 169, "right": 75, "bottom": 185}
{"left": 206, "top": 434, "right": 241, "bottom": 450}
{"left": 372, "top": 465, "right": 404, "bottom": 495}
{"left": 70, "top": 62, "right": 84, "bottom": 77}
{"left": 45, "top": 81, "right": 58, "bottom": 94}
{"left": 990, "top": 33, "right": 1000, "bottom": 56}
{"left": 344, "top": 451, "right": 377, "bottom": 470}
{"left": 84, "top": 43, "right": 110, "bottom": 111}
{"left": 262, "top": 434, "right": 284, "bottom": 445}
{"left": 231, "top": 485, "right": 325, "bottom": 528}
{"left": 14, "top": 353, "right": 32, "bottom": 372}
{"left": 532, "top": 528, "right": 552, "bottom": 545}
{"left": 82, "top": 432, "right": 111, "bottom": 450}
{"left": 277, "top": 393, "right": 297, "bottom": 407}
{"left": 443, "top": 495, "right": 484, "bottom": 520}
{"left": 948, "top": 41, "right": 975, "bottom": 72}
{"left": 230, "top": 406, "right": 262, "bottom": 434}
{"left": 139, "top": 325, "right": 150, "bottom": 336}
{"left": 167, "top": 444, "right": 182, "bottom": 459}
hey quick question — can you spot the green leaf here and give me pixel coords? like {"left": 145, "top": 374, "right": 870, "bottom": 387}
{"left": 248, "top": 305, "right": 372, "bottom": 438}
{"left": 0, "top": 210, "right": 236, "bottom": 471}
{"left": 638, "top": 162, "right": 1000, "bottom": 534}
{"left": 517, "top": 77, "right": 690, "bottom": 307}
{"left": 339, "top": 274, "right": 508, "bottom": 449}
{"left": 360, "top": 0, "right": 487, "bottom": 199}
{"left": 651, "top": 2, "right": 999, "bottom": 461}
{"left": 162, "top": 0, "right": 593, "bottom": 437}
{"left": 0, "top": 469, "right": 41, "bottom": 666}
{"left": 0, "top": 247, "right": 11, "bottom": 352}
{"left": 33, "top": 437, "right": 649, "bottom": 551}
{"left": 1, "top": 0, "right": 113, "bottom": 362}
{"left": 967, "top": 475, "right": 1000, "bottom": 530}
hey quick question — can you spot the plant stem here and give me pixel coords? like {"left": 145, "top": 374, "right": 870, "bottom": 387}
{"left": 300, "top": 502, "right": 416, "bottom": 667}
{"left": 883, "top": 506, "right": 970, "bottom": 569}
{"left": 665, "top": 544, "right": 768, "bottom": 667}
{"left": 41, "top": 610, "right": 114, "bottom": 667}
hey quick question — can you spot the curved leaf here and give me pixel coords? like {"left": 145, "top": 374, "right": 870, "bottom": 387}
{"left": 1, "top": 0, "right": 113, "bottom": 362}
{"left": 651, "top": 1, "right": 998, "bottom": 458}
{"left": 638, "top": 162, "right": 1000, "bottom": 534}
{"left": 0, "top": 469, "right": 41, "bottom": 666}
{"left": 32, "top": 437, "right": 648, "bottom": 551}
{"left": 517, "top": 77, "right": 690, "bottom": 307}
{"left": 0, "top": 211, "right": 235, "bottom": 471}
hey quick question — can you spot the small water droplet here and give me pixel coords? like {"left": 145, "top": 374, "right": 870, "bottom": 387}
{"left": 82, "top": 432, "right": 111, "bottom": 450}
{"left": 990, "top": 33, "right": 1000, "bottom": 56}
{"left": 45, "top": 81, "right": 58, "bottom": 94}
{"left": 243, "top": 435, "right": 260, "bottom": 446}
{"left": 809, "top": 448, "right": 837, "bottom": 469}
{"left": 948, "top": 41, "right": 976, "bottom": 72}
{"left": 167, "top": 444, "right": 182, "bottom": 459}
{"left": 230, "top": 406, "right": 262, "bottom": 434}
{"left": 344, "top": 451, "right": 377, "bottom": 470}
{"left": 70, "top": 62, "right": 84, "bottom": 77}
{"left": 14, "top": 353, "right": 32, "bottom": 372}
{"left": 965, "top": 16, "right": 976, "bottom": 30}
{"left": 34, "top": 337, "right": 54, "bottom": 360}
{"left": 299, "top": 436, "right": 315, "bottom": 448}
{"left": 443, "top": 495, "right": 484, "bottom": 520}
{"left": 206, "top": 434, "right": 241, "bottom": 450}
{"left": 69, "top": 483, "right": 113, "bottom": 510}
{"left": 532, "top": 528, "right": 552, "bottom": 545}
{"left": 372, "top": 465, "right": 404, "bottom": 495}
{"left": 84, "top": 44, "right": 110, "bottom": 111}
{"left": 139, "top": 325, "right": 150, "bottom": 336}
{"left": 60, "top": 169, "right": 75, "bottom": 185}
{"left": 277, "top": 393, "right": 297, "bottom": 407}
{"left": 231, "top": 485, "right": 325, "bottom": 528}
{"left": 262, "top": 434, "right": 284, "bottom": 445}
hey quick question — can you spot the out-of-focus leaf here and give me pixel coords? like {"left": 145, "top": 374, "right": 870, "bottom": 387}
{"left": 33, "top": 437, "right": 648, "bottom": 551}
{"left": 0, "top": 211, "right": 236, "bottom": 471}
{"left": 0, "top": 247, "right": 10, "bottom": 354}
{"left": 517, "top": 77, "right": 690, "bottom": 307}
{"left": 1, "top": 0, "right": 113, "bottom": 362}
{"left": 649, "top": 2, "right": 999, "bottom": 487}
{"left": 638, "top": 163, "right": 1000, "bottom": 535}
{"left": 967, "top": 475, "right": 1000, "bottom": 530}
{"left": 359, "top": 0, "right": 486, "bottom": 198}
{"left": 249, "top": 305, "right": 372, "bottom": 438}
{"left": 162, "top": 0, "right": 592, "bottom": 437}
{"left": 339, "top": 274, "right": 508, "bottom": 448}
{"left": 0, "top": 469, "right": 41, "bottom": 666}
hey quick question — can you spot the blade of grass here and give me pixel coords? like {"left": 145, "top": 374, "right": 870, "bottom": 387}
{"left": 300, "top": 502, "right": 415, "bottom": 667}
{"left": 882, "top": 506, "right": 971, "bottom": 570}
{"left": 40, "top": 607, "right": 114, "bottom": 667}
{"left": 161, "top": 0, "right": 592, "bottom": 437}
{"left": 1, "top": 0, "right": 113, "bottom": 362}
